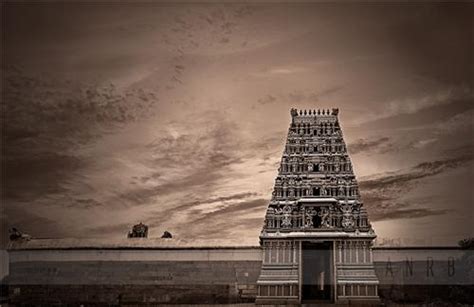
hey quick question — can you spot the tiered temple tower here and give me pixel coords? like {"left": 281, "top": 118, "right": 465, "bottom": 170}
{"left": 256, "top": 108, "right": 380, "bottom": 305}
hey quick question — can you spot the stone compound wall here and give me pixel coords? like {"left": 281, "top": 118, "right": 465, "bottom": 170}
{"left": 5, "top": 246, "right": 473, "bottom": 305}
{"left": 7, "top": 248, "right": 262, "bottom": 305}
{"left": 374, "top": 247, "right": 473, "bottom": 305}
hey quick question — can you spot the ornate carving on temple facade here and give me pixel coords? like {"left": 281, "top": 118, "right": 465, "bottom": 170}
{"left": 340, "top": 202, "right": 356, "bottom": 229}
{"left": 256, "top": 108, "right": 380, "bottom": 304}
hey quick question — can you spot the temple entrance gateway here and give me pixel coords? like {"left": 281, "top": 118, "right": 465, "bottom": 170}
{"left": 302, "top": 241, "right": 333, "bottom": 303}
{"left": 255, "top": 108, "right": 380, "bottom": 305}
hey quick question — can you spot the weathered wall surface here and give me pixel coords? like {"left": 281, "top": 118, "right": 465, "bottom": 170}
{"left": 0, "top": 250, "right": 8, "bottom": 281}
{"left": 373, "top": 248, "right": 473, "bottom": 305}
{"left": 8, "top": 261, "right": 262, "bottom": 305}
{"left": 7, "top": 248, "right": 262, "bottom": 305}
{"left": 5, "top": 246, "right": 473, "bottom": 305}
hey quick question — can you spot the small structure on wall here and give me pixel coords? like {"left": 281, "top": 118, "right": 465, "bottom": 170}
{"left": 127, "top": 222, "right": 148, "bottom": 238}
{"left": 161, "top": 231, "right": 173, "bottom": 238}
{"left": 256, "top": 108, "right": 380, "bottom": 304}
{"left": 8, "top": 227, "right": 31, "bottom": 241}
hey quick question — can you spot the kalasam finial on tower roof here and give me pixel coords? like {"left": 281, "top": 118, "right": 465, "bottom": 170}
{"left": 290, "top": 108, "right": 298, "bottom": 117}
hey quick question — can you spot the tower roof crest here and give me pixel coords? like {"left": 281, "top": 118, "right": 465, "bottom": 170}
{"left": 290, "top": 108, "right": 339, "bottom": 118}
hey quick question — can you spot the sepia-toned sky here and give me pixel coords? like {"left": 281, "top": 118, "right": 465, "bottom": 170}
{"left": 2, "top": 2, "right": 473, "bottom": 247}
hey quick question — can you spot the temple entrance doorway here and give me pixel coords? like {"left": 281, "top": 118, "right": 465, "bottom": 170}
{"left": 301, "top": 241, "right": 333, "bottom": 303}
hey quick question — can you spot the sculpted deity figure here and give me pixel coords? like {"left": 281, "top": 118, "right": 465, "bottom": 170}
{"left": 318, "top": 208, "right": 332, "bottom": 228}
{"left": 339, "top": 186, "right": 345, "bottom": 196}
{"left": 281, "top": 205, "right": 292, "bottom": 227}
{"left": 340, "top": 203, "right": 355, "bottom": 229}
{"left": 305, "top": 208, "right": 317, "bottom": 227}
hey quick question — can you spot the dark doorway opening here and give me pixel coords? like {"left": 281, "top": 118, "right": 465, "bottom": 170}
{"left": 313, "top": 187, "right": 320, "bottom": 196}
{"left": 302, "top": 241, "right": 333, "bottom": 302}
{"left": 312, "top": 213, "right": 322, "bottom": 228}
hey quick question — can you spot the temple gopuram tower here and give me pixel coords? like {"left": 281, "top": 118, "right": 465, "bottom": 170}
{"left": 256, "top": 108, "right": 380, "bottom": 305}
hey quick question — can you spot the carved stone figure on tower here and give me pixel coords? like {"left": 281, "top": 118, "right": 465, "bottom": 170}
{"left": 340, "top": 203, "right": 355, "bottom": 229}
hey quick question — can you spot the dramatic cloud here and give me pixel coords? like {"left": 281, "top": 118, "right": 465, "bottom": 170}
{"left": 254, "top": 86, "right": 344, "bottom": 109}
{"left": 360, "top": 151, "right": 474, "bottom": 223}
{"left": 192, "top": 198, "right": 268, "bottom": 221}
{"left": 354, "top": 86, "right": 473, "bottom": 127}
{"left": 369, "top": 203, "right": 451, "bottom": 222}
{"left": 2, "top": 3, "right": 472, "bottom": 247}
{"left": 436, "top": 108, "right": 473, "bottom": 133}
{"left": 348, "top": 137, "right": 391, "bottom": 155}
{"left": 2, "top": 67, "right": 160, "bottom": 205}
{"left": 360, "top": 153, "right": 473, "bottom": 194}
{"left": 257, "top": 95, "right": 277, "bottom": 106}
{"left": 378, "top": 86, "right": 471, "bottom": 120}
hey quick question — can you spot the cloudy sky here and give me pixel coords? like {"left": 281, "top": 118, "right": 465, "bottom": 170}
{"left": 2, "top": 2, "right": 473, "bottom": 247}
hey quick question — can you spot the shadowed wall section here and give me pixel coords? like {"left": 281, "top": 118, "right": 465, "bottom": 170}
{"left": 7, "top": 241, "right": 262, "bottom": 305}
{"left": 5, "top": 240, "right": 473, "bottom": 305}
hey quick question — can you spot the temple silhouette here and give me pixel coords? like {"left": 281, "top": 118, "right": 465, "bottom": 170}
{"left": 256, "top": 108, "right": 380, "bottom": 304}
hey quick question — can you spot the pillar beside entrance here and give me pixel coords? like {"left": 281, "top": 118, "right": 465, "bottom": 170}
{"left": 334, "top": 239, "right": 380, "bottom": 304}
{"left": 256, "top": 239, "right": 299, "bottom": 304}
